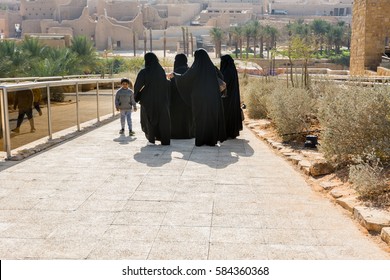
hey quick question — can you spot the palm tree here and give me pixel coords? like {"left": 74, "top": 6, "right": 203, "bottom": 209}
{"left": 230, "top": 25, "right": 242, "bottom": 58}
{"left": 21, "top": 37, "right": 45, "bottom": 57}
{"left": 263, "top": 25, "right": 278, "bottom": 59}
{"left": 250, "top": 20, "right": 261, "bottom": 58}
{"left": 70, "top": 35, "right": 98, "bottom": 74}
{"left": 209, "top": 27, "right": 223, "bottom": 58}
{"left": 0, "top": 40, "right": 26, "bottom": 77}
{"left": 287, "top": 19, "right": 310, "bottom": 38}
{"left": 243, "top": 24, "right": 253, "bottom": 59}
{"left": 310, "top": 19, "right": 330, "bottom": 55}
{"left": 37, "top": 47, "right": 79, "bottom": 76}
{"left": 327, "top": 25, "right": 344, "bottom": 54}
{"left": 344, "top": 23, "right": 352, "bottom": 51}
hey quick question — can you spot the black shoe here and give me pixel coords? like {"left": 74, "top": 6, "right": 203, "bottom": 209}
{"left": 119, "top": 128, "right": 124, "bottom": 134}
{"left": 129, "top": 130, "right": 135, "bottom": 136}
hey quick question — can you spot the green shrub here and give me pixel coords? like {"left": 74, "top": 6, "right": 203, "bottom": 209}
{"left": 267, "top": 82, "right": 315, "bottom": 141}
{"left": 318, "top": 84, "right": 390, "bottom": 165}
{"left": 50, "top": 92, "right": 65, "bottom": 102}
{"left": 240, "top": 76, "right": 275, "bottom": 119}
{"left": 349, "top": 153, "right": 390, "bottom": 206}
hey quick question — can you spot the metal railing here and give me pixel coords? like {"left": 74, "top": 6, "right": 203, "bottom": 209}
{"left": 0, "top": 77, "right": 119, "bottom": 159}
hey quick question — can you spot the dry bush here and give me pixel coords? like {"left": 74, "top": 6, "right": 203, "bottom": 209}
{"left": 240, "top": 76, "right": 275, "bottom": 119}
{"left": 267, "top": 83, "right": 316, "bottom": 141}
{"left": 318, "top": 84, "right": 390, "bottom": 165}
{"left": 349, "top": 154, "right": 390, "bottom": 207}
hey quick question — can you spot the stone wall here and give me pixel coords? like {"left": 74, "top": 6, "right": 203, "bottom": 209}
{"left": 377, "top": 67, "right": 390, "bottom": 76}
{"left": 350, "top": 0, "right": 390, "bottom": 75}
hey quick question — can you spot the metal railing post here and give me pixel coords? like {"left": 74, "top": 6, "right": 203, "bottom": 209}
{"left": 46, "top": 84, "right": 53, "bottom": 140}
{"left": 96, "top": 82, "right": 100, "bottom": 122}
{"left": 0, "top": 88, "right": 12, "bottom": 158}
{"left": 112, "top": 81, "right": 115, "bottom": 116}
{"left": 76, "top": 82, "right": 80, "bottom": 131}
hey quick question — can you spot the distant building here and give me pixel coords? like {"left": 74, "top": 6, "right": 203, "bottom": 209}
{"left": 0, "top": 0, "right": 354, "bottom": 52}
{"left": 265, "top": 0, "right": 353, "bottom": 17}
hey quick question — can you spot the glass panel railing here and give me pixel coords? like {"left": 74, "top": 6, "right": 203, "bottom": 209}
{"left": 78, "top": 85, "right": 99, "bottom": 125}
{"left": 0, "top": 78, "right": 118, "bottom": 158}
{"left": 8, "top": 88, "right": 49, "bottom": 150}
{"left": 49, "top": 85, "right": 78, "bottom": 136}
{"left": 98, "top": 81, "right": 115, "bottom": 120}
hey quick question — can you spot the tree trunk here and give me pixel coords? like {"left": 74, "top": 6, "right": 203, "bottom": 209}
{"left": 149, "top": 28, "right": 152, "bottom": 52}
{"left": 186, "top": 27, "right": 189, "bottom": 56}
{"left": 190, "top": 33, "right": 194, "bottom": 56}
{"left": 253, "top": 37, "right": 257, "bottom": 58}
{"left": 260, "top": 36, "right": 264, "bottom": 58}
{"left": 239, "top": 38, "right": 242, "bottom": 59}
{"left": 246, "top": 37, "right": 250, "bottom": 59}
{"left": 143, "top": 30, "right": 147, "bottom": 54}
{"left": 304, "top": 59, "right": 309, "bottom": 88}
{"left": 133, "top": 31, "right": 136, "bottom": 57}
{"left": 181, "top": 27, "right": 186, "bottom": 55}
{"left": 163, "top": 30, "right": 166, "bottom": 58}
{"left": 289, "top": 58, "right": 294, "bottom": 87}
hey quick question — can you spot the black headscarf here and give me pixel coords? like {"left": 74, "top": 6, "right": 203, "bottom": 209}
{"left": 174, "top": 53, "right": 188, "bottom": 70}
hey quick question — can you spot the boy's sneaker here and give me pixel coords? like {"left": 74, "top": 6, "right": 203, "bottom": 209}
{"left": 119, "top": 128, "right": 124, "bottom": 134}
{"left": 129, "top": 130, "right": 135, "bottom": 136}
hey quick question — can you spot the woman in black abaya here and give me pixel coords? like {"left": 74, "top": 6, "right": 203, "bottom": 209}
{"left": 171, "top": 49, "right": 226, "bottom": 146}
{"left": 170, "top": 53, "right": 194, "bottom": 139}
{"left": 134, "top": 52, "right": 171, "bottom": 145}
{"left": 220, "top": 54, "right": 243, "bottom": 139}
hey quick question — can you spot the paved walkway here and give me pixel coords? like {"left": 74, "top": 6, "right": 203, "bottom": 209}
{"left": 0, "top": 111, "right": 389, "bottom": 260}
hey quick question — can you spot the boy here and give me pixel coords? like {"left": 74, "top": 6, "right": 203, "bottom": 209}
{"left": 115, "top": 78, "right": 137, "bottom": 136}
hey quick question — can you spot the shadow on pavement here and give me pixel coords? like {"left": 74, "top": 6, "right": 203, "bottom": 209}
{"left": 132, "top": 138, "right": 254, "bottom": 169}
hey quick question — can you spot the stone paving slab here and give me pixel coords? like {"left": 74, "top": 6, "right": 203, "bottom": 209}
{"left": 0, "top": 112, "right": 389, "bottom": 260}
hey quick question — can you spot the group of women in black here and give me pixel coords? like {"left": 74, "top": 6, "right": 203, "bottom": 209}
{"left": 133, "top": 49, "right": 243, "bottom": 147}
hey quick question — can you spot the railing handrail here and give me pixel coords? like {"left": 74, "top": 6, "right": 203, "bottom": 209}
{"left": 0, "top": 74, "right": 102, "bottom": 83}
{"left": 0, "top": 77, "right": 119, "bottom": 91}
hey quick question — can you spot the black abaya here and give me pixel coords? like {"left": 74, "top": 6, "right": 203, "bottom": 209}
{"left": 220, "top": 54, "right": 243, "bottom": 139}
{"left": 174, "top": 49, "right": 226, "bottom": 146}
{"left": 134, "top": 52, "right": 171, "bottom": 145}
{"left": 170, "top": 54, "right": 194, "bottom": 139}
